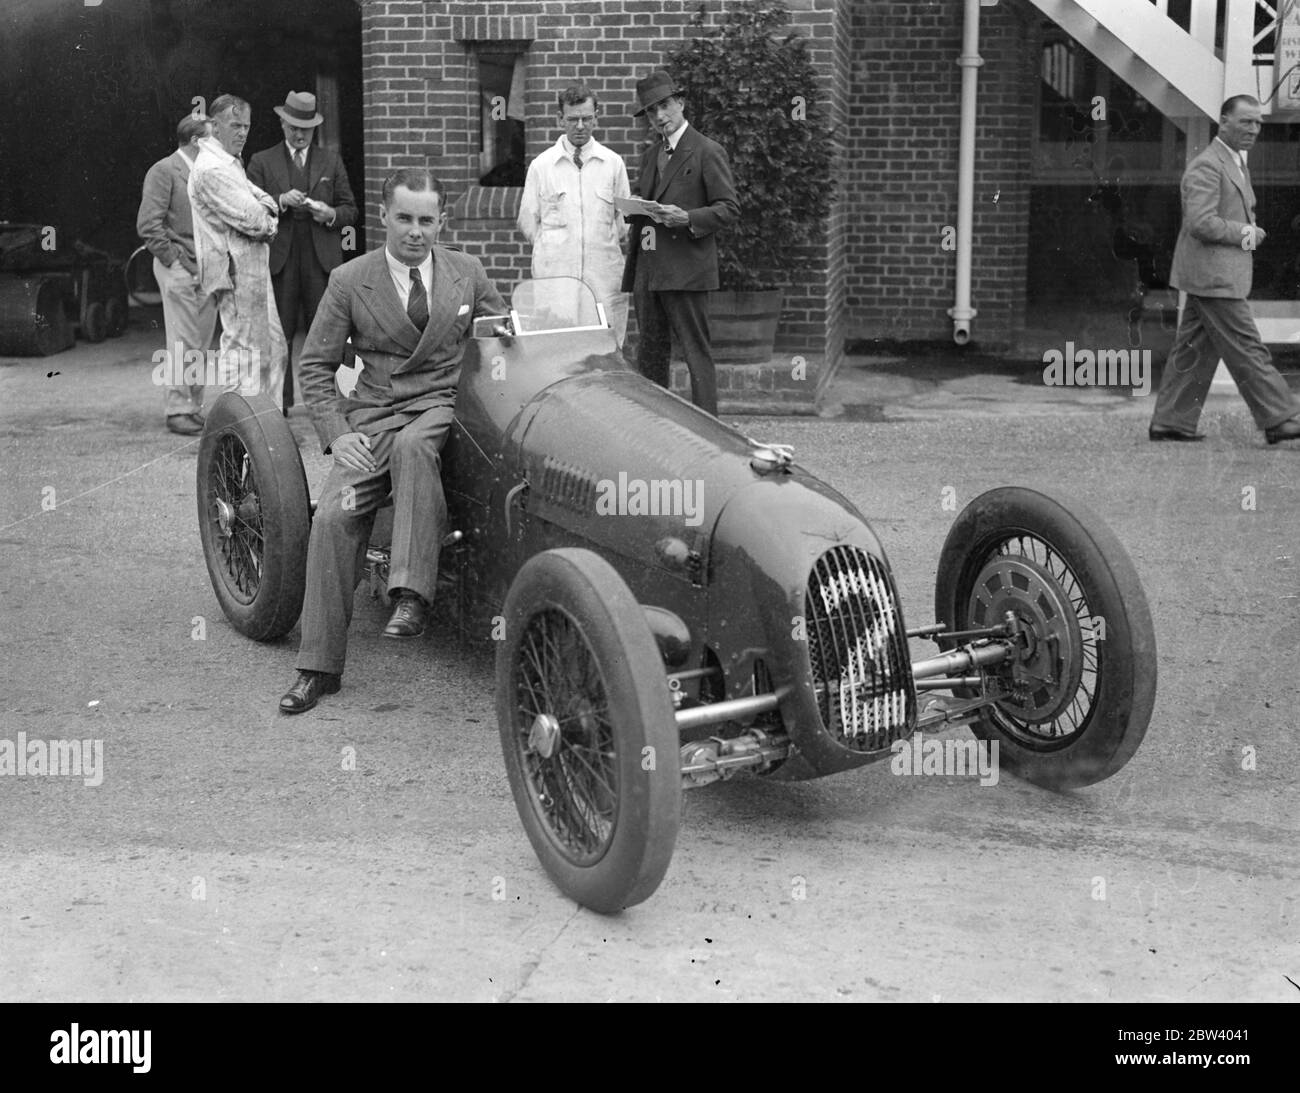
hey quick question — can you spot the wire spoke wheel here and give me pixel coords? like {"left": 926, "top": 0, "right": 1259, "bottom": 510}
{"left": 935, "top": 488, "right": 1157, "bottom": 789}
{"left": 514, "top": 609, "right": 619, "bottom": 863}
{"left": 210, "top": 438, "right": 266, "bottom": 603}
{"left": 197, "top": 393, "right": 310, "bottom": 641}
{"left": 497, "top": 549, "right": 680, "bottom": 913}
{"left": 967, "top": 534, "right": 1096, "bottom": 746}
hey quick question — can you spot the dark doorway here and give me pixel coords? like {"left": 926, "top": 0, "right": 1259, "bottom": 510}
{"left": 0, "top": 0, "right": 365, "bottom": 263}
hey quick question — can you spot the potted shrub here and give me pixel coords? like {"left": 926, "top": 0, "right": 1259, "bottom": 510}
{"left": 665, "top": 0, "right": 835, "bottom": 363}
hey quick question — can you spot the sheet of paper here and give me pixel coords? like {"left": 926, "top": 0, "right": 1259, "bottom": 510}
{"left": 613, "top": 196, "right": 664, "bottom": 218}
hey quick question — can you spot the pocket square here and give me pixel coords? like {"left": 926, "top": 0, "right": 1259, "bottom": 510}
{"left": 336, "top": 353, "right": 364, "bottom": 397}
{"left": 457, "top": 304, "right": 470, "bottom": 316}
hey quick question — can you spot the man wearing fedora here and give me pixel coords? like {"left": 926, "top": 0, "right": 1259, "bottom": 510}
{"left": 621, "top": 69, "right": 738, "bottom": 416}
{"left": 249, "top": 91, "right": 358, "bottom": 413}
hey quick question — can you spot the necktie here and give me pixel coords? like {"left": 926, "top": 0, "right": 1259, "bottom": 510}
{"left": 573, "top": 145, "right": 583, "bottom": 170}
{"left": 657, "top": 138, "right": 672, "bottom": 177}
{"left": 295, "top": 149, "right": 306, "bottom": 170}
{"left": 407, "top": 267, "right": 428, "bottom": 331}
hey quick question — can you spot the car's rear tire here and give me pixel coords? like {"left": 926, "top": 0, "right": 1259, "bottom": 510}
{"left": 496, "top": 548, "right": 681, "bottom": 913}
{"left": 197, "top": 392, "right": 309, "bottom": 641}
{"left": 105, "top": 297, "right": 127, "bottom": 337}
{"left": 935, "top": 487, "right": 1156, "bottom": 789}
{"left": 81, "top": 301, "right": 107, "bottom": 343}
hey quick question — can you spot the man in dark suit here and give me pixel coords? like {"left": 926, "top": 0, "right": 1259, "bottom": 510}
{"left": 1149, "top": 94, "right": 1300, "bottom": 444}
{"left": 279, "top": 169, "right": 507, "bottom": 714}
{"left": 621, "top": 69, "right": 738, "bottom": 415}
{"left": 248, "top": 91, "right": 358, "bottom": 414}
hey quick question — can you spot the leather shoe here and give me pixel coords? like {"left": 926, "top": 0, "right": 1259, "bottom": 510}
{"left": 166, "top": 413, "right": 204, "bottom": 436}
{"left": 383, "top": 592, "right": 428, "bottom": 639}
{"left": 279, "top": 670, "right": 341, "bottom": 714}
{"left": 1148, "top": 425, "right": 1205, "bottom": 442}
{"left": 1265, "top": 417, "right": 1300, "bottom": 444}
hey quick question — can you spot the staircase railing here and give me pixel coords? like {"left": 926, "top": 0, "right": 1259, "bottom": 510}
{"left": 1149, "top": 0, "right": 1300, "bottom": 111}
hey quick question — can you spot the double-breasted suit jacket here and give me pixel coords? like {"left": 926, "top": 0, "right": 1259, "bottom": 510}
{"left": 620, "top": 123, "right": 739, "bottom": 293}
{"left": 298, "top": 245, "right": 506, "bottom": 451}
{"left": 247, "top": 143, "right": 358, "bottom": 277}
{"left": 294, "top": 244, "right": 507, "bottom": 675}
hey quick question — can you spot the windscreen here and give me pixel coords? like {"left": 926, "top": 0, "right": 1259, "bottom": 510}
{"left": 509, "top": 277, "right": 604, "bottom": 333}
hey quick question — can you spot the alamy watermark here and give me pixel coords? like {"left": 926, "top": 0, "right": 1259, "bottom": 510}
{"left": 50, "top": 1024, "right": 150, "bottom": 1073}
{"left": 0, "top": 733, "right": 103, "bottom": 787}
{"left": 594, "top": 473, "right": 704, "bottom": 527}
{"left": 1042, "top": 342, "right": 1151, "bottom": 397}
{"left": 151, "top": 341, "right": 262, "bottom": 389}
{"left": 890, "top": 731, "right": 999, "bottom": 786}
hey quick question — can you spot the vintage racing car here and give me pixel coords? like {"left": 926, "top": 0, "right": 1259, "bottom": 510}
{"left": 196, "top": 277, "right": 1157, "bottom": 913}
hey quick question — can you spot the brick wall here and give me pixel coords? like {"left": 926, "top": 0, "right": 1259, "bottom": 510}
{"left": 360, "top": 0, "right": 850, "bottom": 406}
{"left": 844, "top": 0, "right": 1036, "bottom": 348}
{"left": 361, "top": 1, "right": 696, "bottom": 291}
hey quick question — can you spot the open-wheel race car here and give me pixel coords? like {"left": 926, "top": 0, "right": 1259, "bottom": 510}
{"left": 196, "top": 276, "right": 1157, "bottom": 914}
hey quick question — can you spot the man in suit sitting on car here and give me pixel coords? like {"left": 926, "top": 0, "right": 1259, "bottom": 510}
{"left": 280, "top": 169, "right": 507, "bottom": 714}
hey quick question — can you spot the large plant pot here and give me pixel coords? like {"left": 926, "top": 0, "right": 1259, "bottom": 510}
{"left": 708, "top": 289, "right": 782, "bottom": 364}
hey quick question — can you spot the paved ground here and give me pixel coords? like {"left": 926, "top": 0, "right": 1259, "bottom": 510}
{"left": 1, "top": 317, "right": 1297, "bottom": 1002}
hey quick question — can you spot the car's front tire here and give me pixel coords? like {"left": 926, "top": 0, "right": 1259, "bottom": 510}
{"left": 496, "top": 549, "right": 681, "bottom": 913}
{"left": 935, "top": 487, "right": 1157, "bottom": 789}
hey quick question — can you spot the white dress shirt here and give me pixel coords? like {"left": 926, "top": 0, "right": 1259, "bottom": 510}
{"left": 384, "top": 246, "right": 433, "bottom": 316}
{"left": 663, "top": 118, "right": 689, "bottom": 153}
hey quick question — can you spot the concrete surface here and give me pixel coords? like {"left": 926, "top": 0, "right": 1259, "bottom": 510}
{"left": 1, "top": 317, "right": 1297, "bottom": 1002}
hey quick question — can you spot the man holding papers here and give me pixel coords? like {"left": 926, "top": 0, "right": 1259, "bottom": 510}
{"left": 620, "top": 69, "right": 739, "bottom": 415}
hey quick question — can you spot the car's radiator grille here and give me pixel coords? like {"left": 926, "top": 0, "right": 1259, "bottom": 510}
{"left": 805, "top": 546, "right": 915, "bottom": 751}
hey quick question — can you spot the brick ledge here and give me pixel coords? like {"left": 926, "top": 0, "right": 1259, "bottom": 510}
{"left": 667, "top": 358, "right": 827, "bottom": 416}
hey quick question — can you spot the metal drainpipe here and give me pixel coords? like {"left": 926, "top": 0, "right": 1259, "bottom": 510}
{"left": 950, "top": 0, "right": 985, "bottom": 345}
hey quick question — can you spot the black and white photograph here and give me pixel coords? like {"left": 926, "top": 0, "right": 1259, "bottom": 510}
{"left": 0, "top": 0, "right": 1296, "bottom": 1032}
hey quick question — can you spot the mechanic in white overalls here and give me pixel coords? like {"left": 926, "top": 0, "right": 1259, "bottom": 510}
{"left": 517, "top": 83, "right": 630, "bottom": 346}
